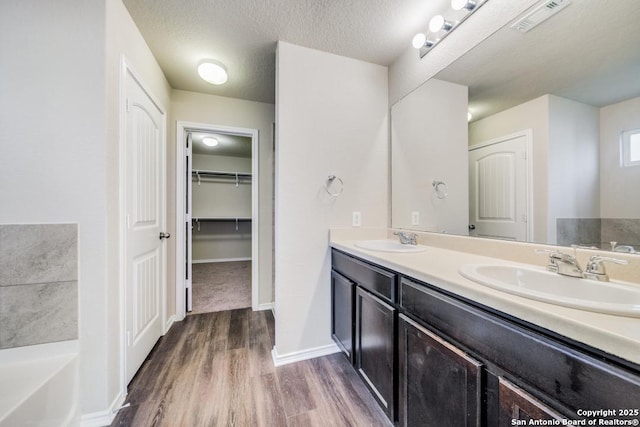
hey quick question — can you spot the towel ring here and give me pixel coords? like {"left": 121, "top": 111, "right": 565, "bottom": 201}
{"left": 432, "top": 180, "right": 448, "bottom": 199}
{"left": 325, "top": 175, "right": 344, "bottom": 196}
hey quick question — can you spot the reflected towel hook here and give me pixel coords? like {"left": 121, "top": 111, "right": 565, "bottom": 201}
{"left": 325, "top": 175, "right": 344, "bottom": 196}
{"left": 432, "top": 180, "right": 448, "bottom": 199}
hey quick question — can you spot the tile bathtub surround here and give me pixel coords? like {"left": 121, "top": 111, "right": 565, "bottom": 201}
{"left": 556, "top": 218, "right": 640, "bottom": 250}
{"left": 0, "top": 224, "right": 78, "bottom": 349}
{"left": 0, "top": 224, "right": 77, "bottom": 286}
{"left": 602, "top": 218, "right": 640, "bottom": 248}
{"left": 556, "top": 218, "right": 601, "bottom": 247}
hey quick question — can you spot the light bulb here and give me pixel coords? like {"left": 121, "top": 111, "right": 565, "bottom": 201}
{"left": 197, "top": 61, "right": 228, "bottom": 85}
{"left": 467, "top": 111, "right": 473, "bottom": 122}
{"left": 451, "top": 0, "right": 476, "bottom": 11}
{"left": 429, "top": 15, "right": 453, "bottom": 32}
{"left": 412, "top": 33, "right": 427, "bottom": 49}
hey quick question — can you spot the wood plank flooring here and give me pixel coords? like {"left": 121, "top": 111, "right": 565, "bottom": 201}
{"left": 111, "top": 308, "right": 391, "bottom": 427}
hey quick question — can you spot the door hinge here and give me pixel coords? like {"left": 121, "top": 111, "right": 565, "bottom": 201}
{"left": 125, "top": 98, "right": 130, "bottom": 113}
{"left": 126, "top": 330, "right": 131, "bottom": 346}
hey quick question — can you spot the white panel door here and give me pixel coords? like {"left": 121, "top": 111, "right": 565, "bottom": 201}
{"left": 124, "top": 69, "right": 166, "bottom": 383}
{"left": 469, "top": 134, "right": 528, "bottom": 241}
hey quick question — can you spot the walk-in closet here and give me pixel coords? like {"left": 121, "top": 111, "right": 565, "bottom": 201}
{"left": 186, "top": 131, "right": 253, "bottom": 314}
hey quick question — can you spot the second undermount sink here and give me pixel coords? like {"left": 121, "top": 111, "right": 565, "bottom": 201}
{"left": 354, "top": 239, "right": 427, "bottom": 253}
{"left": 459, "top": 264, "right": 640, "bottom": 318}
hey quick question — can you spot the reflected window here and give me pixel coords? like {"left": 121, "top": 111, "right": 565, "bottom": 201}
{"left": 621, "top": 128, "right": 640, "bottom": 167}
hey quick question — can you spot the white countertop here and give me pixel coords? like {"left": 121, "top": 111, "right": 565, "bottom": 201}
{"left": 331, "top": 238, "right": 640, "bottom": 367}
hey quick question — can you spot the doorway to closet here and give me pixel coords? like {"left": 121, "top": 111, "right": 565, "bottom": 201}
{"left": 176, "top": 122, "right": 259, "bottom": 319}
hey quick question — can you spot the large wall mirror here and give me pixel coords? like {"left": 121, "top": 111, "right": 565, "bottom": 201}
{"left": 391, "top": 0, "right": 640, "bottom": 254}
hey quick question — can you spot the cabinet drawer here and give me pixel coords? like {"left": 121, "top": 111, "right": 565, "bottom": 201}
{"left": 332, "top": 249, "right": 396, "bottom": 302}
{"left": 400, "top": 277, "right": 640, "bottom": 413}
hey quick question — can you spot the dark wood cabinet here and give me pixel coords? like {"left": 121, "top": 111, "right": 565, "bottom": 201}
{"left": 398, "top": 314, "right": 482, "bottom": 427}
{"left": 498, "top": 377, "right": 564, "bottom": 426}
{"left": 331, "top": 270, "right": 355, "bottom": 361}
{"left": 355, "top": 287, "right": 396, "bottom": 420}
{"left": 330, "top": 249, "right": 640, "bottom": 426}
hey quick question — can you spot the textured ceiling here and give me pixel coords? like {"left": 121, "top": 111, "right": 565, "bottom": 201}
{"left": 435, "top": 0, "right": 640, "bottom": 121}
{"left": 123, "top": 0, "right": 449, "bottom": 104}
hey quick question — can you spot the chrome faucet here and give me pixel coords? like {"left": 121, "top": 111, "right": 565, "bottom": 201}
{"left": 536, "top": 249, "right": 628, "bottom": 282}
{"left": 394, "top": 231, "right": 418, "bottom": 245}
{"left": 549, "top": 251, "right": 584, "bottom": 278}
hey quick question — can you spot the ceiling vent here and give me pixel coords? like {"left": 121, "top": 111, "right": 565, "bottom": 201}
{"left": 511, "top": 0, "right": 572, "bottom": 33}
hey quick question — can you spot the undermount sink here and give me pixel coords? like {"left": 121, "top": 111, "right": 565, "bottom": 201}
{"left": 459, "top": 264, "right": 640, "bottom": 318}
{"left": 354, "top": 239, "right": 427, "bottom": 253}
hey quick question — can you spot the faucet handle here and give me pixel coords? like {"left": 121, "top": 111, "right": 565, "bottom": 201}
{"left": 535, "top": 249, "right": 562, "bottom": 272}
{"left": 584, "top": 255, "right": 628, "bottom": 281}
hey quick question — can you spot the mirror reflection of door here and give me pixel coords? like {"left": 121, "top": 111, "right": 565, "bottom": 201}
{"left": 469, "top": 133, "right": 530, "bottom": 241}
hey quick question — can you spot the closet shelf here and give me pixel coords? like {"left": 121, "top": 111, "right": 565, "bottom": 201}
{"left": 192, "top": 216, "right": 251, "bottom": 232}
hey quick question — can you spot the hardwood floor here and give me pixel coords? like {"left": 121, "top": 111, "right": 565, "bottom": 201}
{"left": 111, "top": 308, "right": 391, "bottom": 426}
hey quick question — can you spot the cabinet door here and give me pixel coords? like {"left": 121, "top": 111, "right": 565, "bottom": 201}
{"left": 498, "top": 377, "right": 564, "bottom": 426}
{"left": 355, "top": 287, "right": 396, "bottom": 420}
{"left": 331, "top": 270, "right": 355, "bottom": 362}
{"left": 398, "top": 314, "right": 483, "bottom": 427}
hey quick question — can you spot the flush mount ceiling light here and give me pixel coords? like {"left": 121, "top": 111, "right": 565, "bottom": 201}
{"left": 412, "top": 0, "right": 488, "bottom": 58}
{"left": 202, "top": 137, "right": 219, "bottom": 147}
{"left": 197, "top": 60, "right": 228, "bottom": 85}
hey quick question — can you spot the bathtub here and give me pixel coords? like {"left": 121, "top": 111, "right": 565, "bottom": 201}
{"left": 0, "top": 340, "right": 79, "bottom": 427}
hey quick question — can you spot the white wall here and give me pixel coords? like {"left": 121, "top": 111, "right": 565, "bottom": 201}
{"left": 547, "top": 95, "right": 599, "bottom": 242}
{"left": 600, "top": 96, "right": 640, "bottom": 218}
{"left": 0, "top": 0, "right": 110, "bottom": 417}
{"left": 275, "top": 42, "right": 388, "bottom": 358}
{"left": 470, "top": 95, "right": 549, "bottom": 243}
{"left": 391, "top": 78, "right": 469, "bottom": 234}
{"left": 0, "top": 0, "right": 171, "bottom": 419}
{"left": 170, "top": 90, "right": 275, "bottom": 306}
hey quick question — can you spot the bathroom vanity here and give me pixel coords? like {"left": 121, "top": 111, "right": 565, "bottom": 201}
{"left": 330, "top": 243, "right": 640, "bottom": 426}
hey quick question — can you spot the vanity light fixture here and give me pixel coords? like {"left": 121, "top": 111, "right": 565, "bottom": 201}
{"left": 197, "top": 60, "right": 228, "bottom": 85}
{"left": 202, "top": 137, "right": 219, "bottom": 147}
{"left": 412, "top": 0, "right": 488, "bottom": 58}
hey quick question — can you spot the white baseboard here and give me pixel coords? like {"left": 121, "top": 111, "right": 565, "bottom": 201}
{"left": 80, "top": 390, "right": 126, "bottom": 427}
{"left": 163, "top": 314, "right": 176, "bottom": 335}
{"left": 255, "top": 302, "right": 274, "bottom": 312}
{"left": 271, "top": 343, "right": 340, "bottom": 367}
{"left": 192, "top": 257, "right": 251, "bottom": 264}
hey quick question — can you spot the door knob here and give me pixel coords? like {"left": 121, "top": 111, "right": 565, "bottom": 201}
{"left": 159, "top": 232, "right": 171, "bottom": 240}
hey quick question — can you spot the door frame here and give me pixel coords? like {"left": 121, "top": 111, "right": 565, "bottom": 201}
{"left": 468, "top": 129, "right": 534, "bottom": 241}
{"left": 118, "top": 56, "right": 167, "bottom": 398}
{"left": 175, "top": 121, "right": 260, "bottom": 320}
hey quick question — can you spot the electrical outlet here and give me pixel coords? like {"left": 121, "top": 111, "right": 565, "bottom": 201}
{"left": 411, "top": 211, "right": 420, "bottom": 226}
{"left": 352, "top": 211, "right": 361, "bottom": 227}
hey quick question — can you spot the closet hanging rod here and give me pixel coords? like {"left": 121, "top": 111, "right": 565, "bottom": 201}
{"left": 191, "top": 217, "right": 252, "bottom": 221}
{"left": 191, "top": 169, "right": 251, "bottom": 178}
